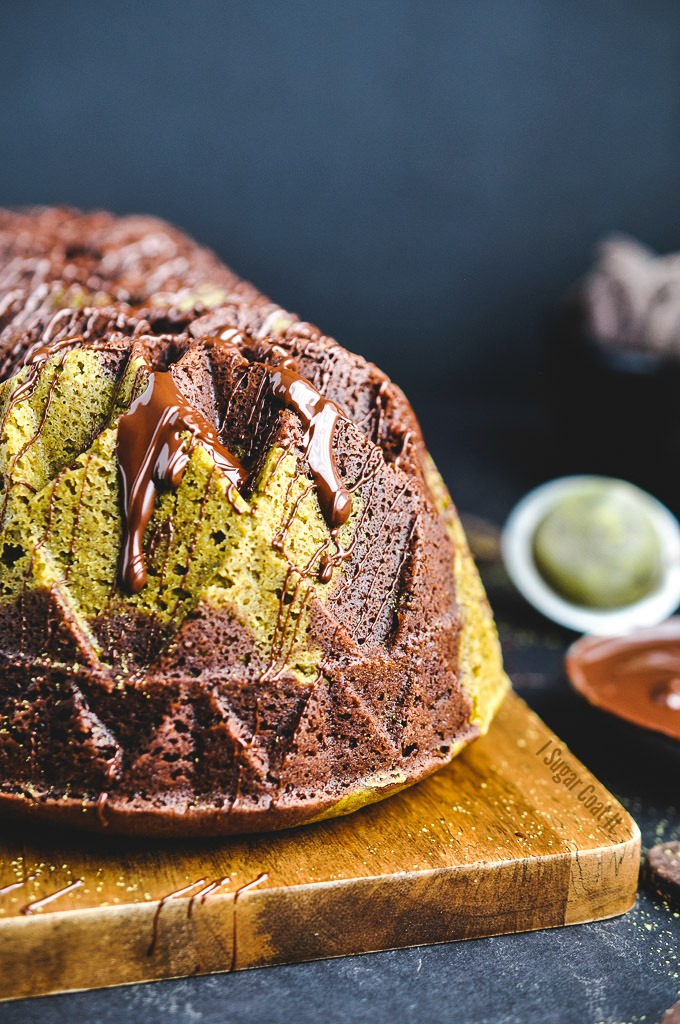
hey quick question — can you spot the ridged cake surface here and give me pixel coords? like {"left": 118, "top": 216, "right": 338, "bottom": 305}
{"left": 0, "top": 208, "right": 508, "bottom": 835}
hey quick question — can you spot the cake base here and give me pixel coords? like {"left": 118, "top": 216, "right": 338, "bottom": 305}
{"left": 0, "top": 691, "right": 640, "bottom": 1003}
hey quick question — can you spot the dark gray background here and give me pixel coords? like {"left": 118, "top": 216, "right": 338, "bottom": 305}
{"left": 1, "top": 4, "right": 680, "bottom": 1022}
{"left": 2, "top": 0, "right": 680, "bottom": 396}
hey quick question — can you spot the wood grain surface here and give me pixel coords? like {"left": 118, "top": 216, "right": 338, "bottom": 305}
{"left": 0, "top": 692, "right": 640, "bottom": 1002}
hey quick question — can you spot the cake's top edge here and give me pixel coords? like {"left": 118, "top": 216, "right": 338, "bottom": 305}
{"left": 0, "top": 206, "right": 429, "bottom": 601}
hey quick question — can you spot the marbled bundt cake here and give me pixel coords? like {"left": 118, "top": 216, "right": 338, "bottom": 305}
{"left": 0, "top": 207, "right": 508, "bottom": 835}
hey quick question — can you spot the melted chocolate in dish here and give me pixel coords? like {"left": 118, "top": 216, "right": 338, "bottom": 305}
{"left": 567, "top": 620, "right": 680, "bottom": 742}
{"left": 0, "top": 206, "right": 508, "bottom": 836}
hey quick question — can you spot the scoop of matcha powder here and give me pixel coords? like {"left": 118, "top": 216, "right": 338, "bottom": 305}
{"left": 533, "top": 484, "right": 661, "bottom": 608}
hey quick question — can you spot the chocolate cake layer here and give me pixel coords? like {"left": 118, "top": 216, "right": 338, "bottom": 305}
{"left": 0, "top": 208, "right": 508, "bottom": 835}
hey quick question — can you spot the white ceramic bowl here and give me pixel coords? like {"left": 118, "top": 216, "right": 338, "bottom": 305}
{"left": 501, "top": 475, "right": 680, "bottom": 635}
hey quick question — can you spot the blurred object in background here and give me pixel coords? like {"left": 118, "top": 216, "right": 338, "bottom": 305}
{"left": 586, "top": 236, "right": 680, "bottom": 360}
{"left": 502, "top": 476, "right": 680, "bottom": 634}
{"left": 566, "top": 620, "right": 680, "bottom": 744}
{"left": 551, "top": 235, "right": 680, "bottom": 512}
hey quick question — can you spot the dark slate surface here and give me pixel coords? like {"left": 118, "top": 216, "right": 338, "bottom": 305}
{"left": 3, "top": 395, "right": 678, "bottom": 1024}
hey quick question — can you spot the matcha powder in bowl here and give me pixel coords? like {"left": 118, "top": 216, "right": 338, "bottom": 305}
{"left": 502, "top": 476, "right": 680, "bottom": 634}
{"left": 533, "top": 484, "right": 661, "bottom": 609}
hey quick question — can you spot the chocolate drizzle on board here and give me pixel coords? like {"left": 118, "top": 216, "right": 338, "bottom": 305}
{"left": 147, "top": 878, "right": 207, "bottom": 956}
{"left": 20, "top": 878, "right": 83, "bottom": 916}
{"left": 230, "top": 872, "right": 268, "bottom": 972}
{"left": 145, "top": 872, "right": 267, "bottom": 962}
{"left": 0, "top": 871, "right": 40, "bottom": 899}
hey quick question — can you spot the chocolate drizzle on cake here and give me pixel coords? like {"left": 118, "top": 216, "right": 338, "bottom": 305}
{"left": 268, "top": 359, "right": 351, "bottom": 530}
{"left": 116, "top": 367, "right": 248, "bottom": 594}
{"left": 116, "top": 331, "right": 353, "bottom": 594}
{"left": 206, "top": 330, "right": 352, "bottom": 532}
{"left": 14, "top": 334, "right": 89, "bottom": 402}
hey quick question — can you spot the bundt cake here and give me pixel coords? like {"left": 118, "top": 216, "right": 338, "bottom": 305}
{"left": 0, "top": 207, "right": 509, "bottom": 836}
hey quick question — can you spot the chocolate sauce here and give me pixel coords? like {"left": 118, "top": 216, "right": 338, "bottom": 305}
{"left": 207, "top": 331, "right": 352, "bottom": 531}
{"left": 115, "top": 333, "right": 353, "bottom": 593}
{"left": 13, "top": 334, "right": 87, "bottom": 402}
{"left": 268, "top": 360, "right": 351, "bottom": 529}
{"left": 20, "top": 878, "right": 83, "bottom": 915}
{"left": 147, "top": 877, "right": 207, "bottom": 956}
{"left": 0, "top": 871, "right": 40, "bottom": 899}
{"left": 230, "top": 872, "right": 268, "bottom": 972}
{"left": 653, "top": 677, "right": 680, "bottom": 711}
{"left": 116, "top": 368, "right": 248, "bottom": 593}
{"left": 566, "top": 620, "right": 680, "bottom": 741}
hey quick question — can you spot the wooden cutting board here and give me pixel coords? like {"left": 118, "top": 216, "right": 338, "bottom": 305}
{"left": 0, "top": 691, "right": 640, "bottom": 1002}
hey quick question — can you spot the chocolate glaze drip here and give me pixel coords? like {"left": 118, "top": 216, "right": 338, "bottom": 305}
{"left": 147, "top": 878, "right": 207, "bottom": 956}
{"left": 206, "top": 330, "right": 352, "bottom": 530}
{"left": 567, "top": 622, "right": 680, "bottom": 742}
{"left": 12, "top": 334, "right": 87, "bottom": 403}
{"left": 0, "top": 871, "right": 40, "bottom": 898}
{"left": 268, "top": 359, "right": 351, "bottom": 529}
{"left": 6, "top": 311, "right": 353, "bottom": 595}
{"left": 116, "top": 368, "right": 248, "bottom": 594}
{"left": 230, "top": 872, "right": 268, "bottom": 972}
{"left": 20, "top": 878, "right": 83, "bottom": 915}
